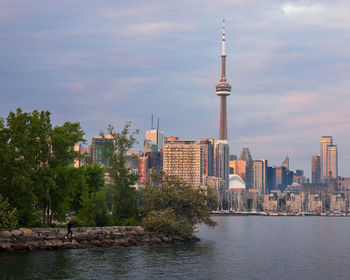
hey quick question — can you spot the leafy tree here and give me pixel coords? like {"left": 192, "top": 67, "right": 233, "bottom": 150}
{"left": 0, "top": 108, "right": 84, "bottom": 227}
{"left": 140, "top": 171, "right": 217, "bottom": 239}
{"left": 0, "top": 194, "right": 18, "bottom": 231}
{"left": 74, "top": 191, "right": 112, "bottom": 227}
{"left": 102, "top": 123, "right": 140, "bottom": 225}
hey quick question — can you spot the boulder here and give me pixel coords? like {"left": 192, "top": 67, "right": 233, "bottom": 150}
{"left": 19, "top": 228, "right": 33, "bottom": 236}
{"left": 0, "top": 230, "right": 12, "bottom": 239}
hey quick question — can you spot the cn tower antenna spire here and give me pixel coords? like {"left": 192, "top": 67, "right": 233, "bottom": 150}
{"left": 222, "top": 19, "right": 226, "bottom": 56}
{"left": 216, "top": 19, "right": 231, "bottom": 140}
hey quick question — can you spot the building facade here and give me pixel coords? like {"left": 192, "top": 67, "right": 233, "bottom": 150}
{"left": 312, "top": 155, "right": 321, "bottom": 183}
{"left": 163, "top": 139, "right": 205, "bottom": 187}
{"left": 214, "top": 140, "right": 230, "bottom": 188}
{"left": 320, "top": 136, "right": 333, "bottom": 182}
{"left": 327, "top": 145, "right": 338, "bottom": 178}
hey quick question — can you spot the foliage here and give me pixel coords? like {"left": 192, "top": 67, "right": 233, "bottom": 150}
{"left": 140, "top": 171, "right": 217, "bottom": 239}
{"left": 0, "top": 108, "right": 84, "bottom": 227}
{"left": 142, "top": 209, "right": 193, "bottom": 239}
{"left": 102, "top": 123, "right": 140, "bottom": 225}
{"left": 0, "top": 194, "right": 18, "bottom": 231}
{"left": 73, "top": 192, "right": 112, "bottom": 227}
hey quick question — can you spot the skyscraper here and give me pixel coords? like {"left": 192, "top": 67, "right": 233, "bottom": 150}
{"left": 214, "top": 140, "right": 229, "bottom": 188}
{"left": 281, "top": 156, "right": 289, "bottom": 170}
{"left": 311, "top": 155, "right": 321, "bottom": 183}
{"left": 91, "top": 135, "right": 113, "bottom": 165}
{"left": 253, "top": 159, "right": 267, "bottom": 194}
{"left": 163, "top": 139, "right": 205, "bottom": 187}
{"left": 239, "top": 146, "right": 253, "bottom": 189}
{"left": 320, "top": 136, "right": 332, "bottom": 181}
{"left": 198, "top": 139, "right": 215, "bottom": 177}
{"left": 216, "top": 19, "right": 231, "bottom": 140}
{"left": 327, "top": 145, "right": 338, "bottom": 178}
{"left": 145, "top": 129, "right": 164, "bottom": 150}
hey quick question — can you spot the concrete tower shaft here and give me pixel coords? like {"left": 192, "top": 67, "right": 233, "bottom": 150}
{"left": 216, "top": 19, "right": 231, "bottom": 140}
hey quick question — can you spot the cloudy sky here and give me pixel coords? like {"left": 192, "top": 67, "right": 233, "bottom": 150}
{"left": 1, "top": 0, "right": 350, "bottom": 177}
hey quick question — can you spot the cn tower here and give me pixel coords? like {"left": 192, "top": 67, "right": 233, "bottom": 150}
{"left": 216, "top": 19, "right": 231, "bottom": 140}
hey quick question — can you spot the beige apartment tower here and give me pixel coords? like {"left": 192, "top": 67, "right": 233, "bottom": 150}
{"left": 327, "top": 145, "right": 338, "bottom": 178}
{"left": 163, "top": 139, "right": 205, "bottom": 187}
{"left": 320, "top": 136, "right": 332, "bottom": 181}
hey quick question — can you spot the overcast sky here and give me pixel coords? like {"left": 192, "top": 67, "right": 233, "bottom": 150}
{"left": 1, "top": 0, "right": 350, "bottom": 177}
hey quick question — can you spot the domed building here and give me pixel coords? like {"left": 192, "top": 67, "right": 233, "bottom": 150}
{"left": 229, "top": 174, "right": 246, "bottom": 191}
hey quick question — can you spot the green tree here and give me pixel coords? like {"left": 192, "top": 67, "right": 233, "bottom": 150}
{"left": 103, "top": 123, "right": 139, "bottom": 225}
{"left": 0, "top": 108, "right": 84, "bottom": 227}
{"left": 74, "top": 191, "right": 112, "bottom": 227}
{"left": 140, "top": 172, "right": 217, "bottom": 239}
{"left": 0, "top": 194, "right": 18, "bottom": 231}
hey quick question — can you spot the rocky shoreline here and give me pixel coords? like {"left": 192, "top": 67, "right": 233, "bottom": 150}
{"left": 0, "top": 226, "right": 196, "bottom": 252}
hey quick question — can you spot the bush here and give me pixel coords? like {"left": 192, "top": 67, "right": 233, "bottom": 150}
{"left": 140, "top": 172, "right": 217, "bottom": 239}
{"left": 0, "top": 194, "right": 18, "bottom": 231}
{"left": 142, "top": 209, "right": 193, "bottom": 239}
{"left": 121, "top": 217, "right": 139, "bottom": 226}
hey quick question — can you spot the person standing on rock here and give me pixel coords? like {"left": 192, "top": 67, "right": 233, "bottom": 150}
{"left": 65, "top": 220, "right": 73, "bottom": 239}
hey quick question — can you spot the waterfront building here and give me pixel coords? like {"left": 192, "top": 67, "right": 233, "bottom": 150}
{"left": 320, "top": 136, "right": 333, "bottom": 182}
{"left": 91, "top": 135, "right": 113, "bottom": 165}
{"left": 329, "top": 193, "right": 347, "bottom": 212}
{"left": 285, "top": 192, "right": 302, "bottom": 213}
{"left": 327, "top": 145, "right": 338, "bottom": 178}
{"left": 198, "top": 139, "right": 215, "bottom": 177}
{"left": 308, "top": 193, "right": 323, "bottom": 213}
{"left": 312, "top": 155, "right": 321, "bottom": 183}
{"left": 163, "top": 139, "right": 205, "bottom": 186}
{"left": 336, "top": 177, "right": 350, "bottom": 192}
{"left": 262, "top": 191, "right": 281, "bottom": 212}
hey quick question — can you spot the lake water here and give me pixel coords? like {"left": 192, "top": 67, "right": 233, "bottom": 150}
{"left": 1, "top": 216, "right": 350, "bottom": 280}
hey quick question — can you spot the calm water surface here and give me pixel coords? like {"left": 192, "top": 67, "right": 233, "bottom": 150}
{"left": 1, "top": 216, "right": 350, "bottom": 280}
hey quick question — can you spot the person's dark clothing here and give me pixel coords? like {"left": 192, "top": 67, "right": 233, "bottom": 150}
{"left": 66, "top": 222, "right": 73, "bottom": 238}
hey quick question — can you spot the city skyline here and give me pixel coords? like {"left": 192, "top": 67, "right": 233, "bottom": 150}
{"left": 1, "top": 1, "right": 350, "bottom": 177}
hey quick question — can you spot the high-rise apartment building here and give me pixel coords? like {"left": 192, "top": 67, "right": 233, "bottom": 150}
{"left": 163, "top": 139, "right": 205, "bottom": 187}
{"left": 327, "top": 145, "right": 338, "bottom": 178}
{"left": 312, "top": 155, "right": 321, "bottom": 183}
{"left": 320, "top": 136, "right": 333, "bottom": 181}
{"left": 198, "top": 139, "right": 214, "bottom": 177}
{"left": 214, "top": 140, "right": 230, "bottom": 188}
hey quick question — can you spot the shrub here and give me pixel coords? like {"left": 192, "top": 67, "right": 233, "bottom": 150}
{"left": 0, "top": 194, "right": 18, "bottom": 231}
